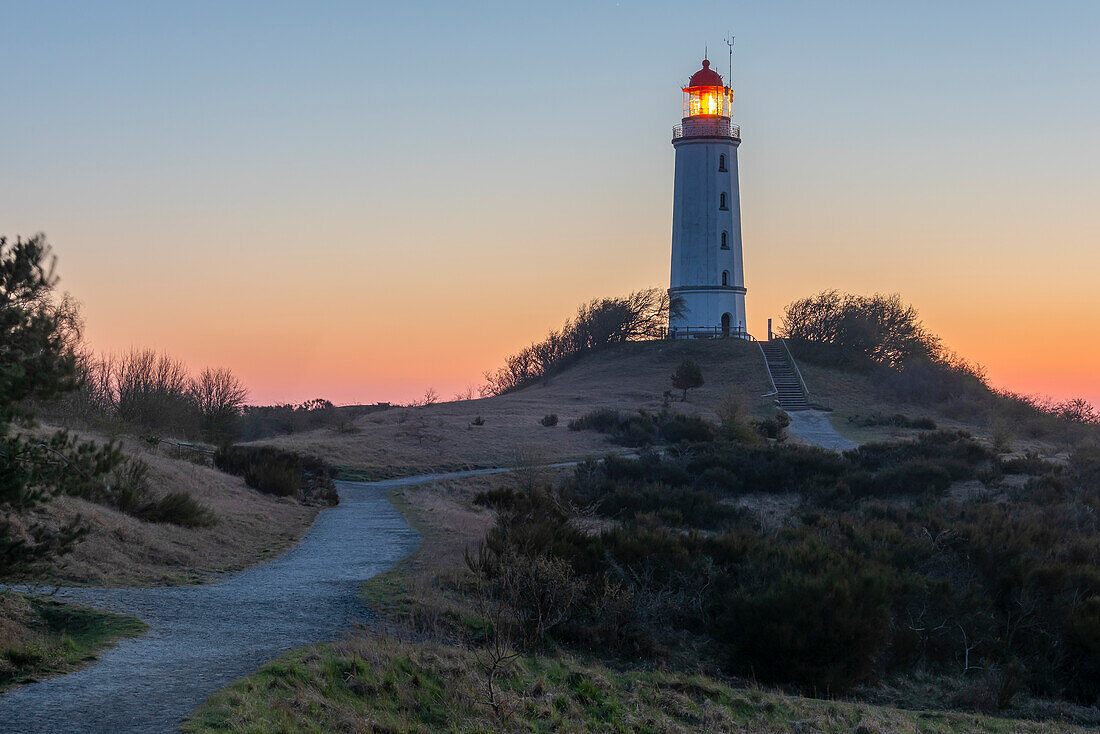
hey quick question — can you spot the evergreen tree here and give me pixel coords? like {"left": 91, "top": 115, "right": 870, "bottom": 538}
{"left": 1, "top": 234, "right": 120, "bottom": 578}
{"left": 671, "top": 359, "right": 704, "bottom": 402}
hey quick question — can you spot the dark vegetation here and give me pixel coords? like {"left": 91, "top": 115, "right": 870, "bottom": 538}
{"left": 1, "top": 235, "right": 224, "bottom": 580}
{"left": 214, "top": 445, "right": 338, "bottom": 506}
{"left": 539, "top": 413, "right": 558, "bottom": 427}
{"left": 670, "top": 358, "right": 704, "bottom": 401}
{"left": 483, "top": 288, "right": 674, "bottom": 395}
{"left": 469, "top": 430, "right": 1100, "bottom": 716}
{"left": 462, "top": 293, "right": 1099, "bottom": 719}
{"left": 781, "top": 291, "right": 941, "bottom": 368}
{"left": 57, "top": 349, "right": 250, "bottom": 444}
{"left": 568, "top": 408, "right": 715, "bottom": 448}
{"left": 848, "top": 413, "right": 937, "bottom": 430}
{"left": 782, "top": 290, "right": 1098, "bottom": 441}
{"left": 58, "top": 350, "right": 386, "bottom": 444}
{"left": 568, "top": 404, "right": 790, "bottom": 447}
{"left": 236, "top": 400, "right": 388, "bottom": 441}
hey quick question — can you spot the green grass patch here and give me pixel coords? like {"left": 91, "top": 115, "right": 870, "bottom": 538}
{"left": 0, "top": 592, "right": 147, "bottom": 690}
{"left": 184, "top": 638, "right": 1083, "bottom": 733}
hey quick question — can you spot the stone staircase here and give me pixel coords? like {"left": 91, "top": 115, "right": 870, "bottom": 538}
{"left": 761, "top": 340, "right": 810, "bottom": 411}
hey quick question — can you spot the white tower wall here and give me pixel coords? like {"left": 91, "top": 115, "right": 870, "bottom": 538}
{"left": 669, "top": 120, "right": 747, "bottom": 337}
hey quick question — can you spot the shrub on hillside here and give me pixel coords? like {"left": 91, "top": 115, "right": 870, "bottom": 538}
{"left": 753, "top": 410, "right": 791, "bottom": 441}
{"left": 236, "top": 400, "right": 386, "bottom": 441}
{"left": 0, "top": 234, "right": 121, "bottom": 578}
{"left": 780, "top": 291, "right": 939, "bottom": 368}
{"left": 848, "top": 413, "right": 937, "bottom": 430}
{"left": 104, "top": 459, "right": 215, "bottom": 527}
{"left": 483, "top": 288, "right": 674, "bottom": 395}
{"left": 540, "top": 414, "right": 558, "bottom": 427}
{"left": 872, "top": 459, "right": 952, "bottom": 495}
{"left": 62, "top": 348, "right": 253, "bottom": 443}
{"left": 568, "top": 408, "right": 621, "bottom": 433}
{"left": 214, "top": 445, "right": 337, "bottom": 505}
{"left": 133, "top": 492, "right": 215, "bottom": 528}
{"left": 568, "top": 408, "right": 714, "bottom": 448}
{"left": 718, "top": 564, "right": 895, "bottom": 692}
{"left": 670, "top": 359, "right": 704, "bottom": 401}
{"left": 471, "top": 427, "right": 1100, "bottom": 703}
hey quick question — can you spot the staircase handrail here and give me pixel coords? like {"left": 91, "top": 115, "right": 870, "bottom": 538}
{"left": 757, "top": 341, "right": 778, "bottom": 396}
{"left": 778, "top": 338, "right": 810, "bottom": 402}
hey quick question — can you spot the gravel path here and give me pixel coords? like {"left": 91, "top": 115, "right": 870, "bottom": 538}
{"left": 786, "top": 410, "right": 858, "bottom": 451}
{"left": 0, "top": 473, "right": 486, "bottom": 733}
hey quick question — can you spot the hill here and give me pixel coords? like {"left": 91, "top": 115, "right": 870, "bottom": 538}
{"left": 23, "top": 426, "right": 316, "bottom": 586}
{"left": 260, "top": 338, "right": 775, "bottom": 477}
{"left": 261, "top": 336, "right": 1093, "bottom": 476}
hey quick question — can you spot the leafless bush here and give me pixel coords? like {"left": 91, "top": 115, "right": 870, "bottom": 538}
{"left": 111, "top": 349, "right": 198, "bottom": 435}
{"left": 483, "top": 287, "right": 673, "bottom": 395}
{"left": 58, "top": 349, "right": 251, "bottom": 442}
{"left": 190, "top": 366, "right": 248, "bottom": 443}
{"left": 781, "top": 290, "right": 941, "bottom": 368}
{"left": 464, "top": 543, "right": 582, "bottom": 707}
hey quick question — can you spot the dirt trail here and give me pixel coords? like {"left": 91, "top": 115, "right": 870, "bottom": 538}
{"left": 786, "top": 410, "right": 858, "bottom": 451}
{"left": 0, "top": 477, "right": 428, "bottom": 733}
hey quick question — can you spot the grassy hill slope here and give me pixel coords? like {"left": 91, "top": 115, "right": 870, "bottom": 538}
{"left": 261, "top": 339, "right": 775, "bottom": 477}
{"left": 25, "top": 427, "right": 316, "bottom": 587}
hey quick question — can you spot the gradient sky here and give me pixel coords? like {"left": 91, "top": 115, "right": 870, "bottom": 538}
{"left": 2, "top": 1, "right": 1098, "bottom": 406}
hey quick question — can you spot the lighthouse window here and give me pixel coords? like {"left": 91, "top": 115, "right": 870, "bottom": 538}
{"left": 719, "top": 193, "right": 728, "bottom": 210}
{"left": 719, "top": 154, "right": 727, "bottom": 172}
{"left": 722, "top": 270, "right": 730, "bottom": 286}
{"left": 721, "top": 231, "right": 729, "bottom": 250}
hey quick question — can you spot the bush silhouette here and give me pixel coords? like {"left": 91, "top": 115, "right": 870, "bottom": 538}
{"left": 670, "top": 359, "right": 703, "bottom": 401}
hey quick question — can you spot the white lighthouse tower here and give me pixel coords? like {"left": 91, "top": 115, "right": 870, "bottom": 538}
{"left": 668, "top": 58, "right": 747, "bottom": 338}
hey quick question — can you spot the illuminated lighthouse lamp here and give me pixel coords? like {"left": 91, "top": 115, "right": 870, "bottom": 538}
{"left": 682, "top": 59, "right": 731, "bottom": 118}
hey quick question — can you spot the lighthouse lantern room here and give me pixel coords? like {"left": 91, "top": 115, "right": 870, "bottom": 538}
{"left": 668, "top": 58, "right": 747, "bottom": 338}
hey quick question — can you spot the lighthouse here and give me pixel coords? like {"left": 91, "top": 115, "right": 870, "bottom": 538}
{"left": 668, "top": 58, "right": 747, "bottom": 338}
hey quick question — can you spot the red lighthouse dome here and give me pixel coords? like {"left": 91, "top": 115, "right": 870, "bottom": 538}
{"left": 687, "top": 59, "right": 723, "bottom": 88}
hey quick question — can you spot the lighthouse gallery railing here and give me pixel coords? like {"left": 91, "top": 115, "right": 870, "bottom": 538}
{"left": 672, "top": 119, "right": 740, "bottom": 140}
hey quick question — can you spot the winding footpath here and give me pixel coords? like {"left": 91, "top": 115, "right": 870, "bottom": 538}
{"left": 786, "top": 410, "right": 858, "bottom": 451}
{"left": 0, "top": 469, "right": 528, "bottom": 733}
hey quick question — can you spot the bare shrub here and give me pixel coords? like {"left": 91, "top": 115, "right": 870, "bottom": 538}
{"left": 190, "top": 367, "right": 248, "bottom": 443}
{"left": 465, "top": 543, "right": 582, "bottom": 707}
{"left": 111, "top": 349, "right": 200, "bottom": 436}
{"left": 781, "top": 290, "right": 940, "bottom": 368}
{"left": 483, "top": 288, "right": 673, "bottom": 395}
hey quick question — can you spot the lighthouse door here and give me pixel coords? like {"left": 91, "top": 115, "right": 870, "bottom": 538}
{"left": 721, "top": 312, "right": 731, "bottom": 336}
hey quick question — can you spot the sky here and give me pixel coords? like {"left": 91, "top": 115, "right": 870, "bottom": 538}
{"left": 2, "top": 1, "right": 1098, "bottom": 406}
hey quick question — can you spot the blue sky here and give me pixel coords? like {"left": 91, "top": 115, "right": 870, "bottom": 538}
{"left": 2, "top": 1, "right": 1098, "bottom": 403}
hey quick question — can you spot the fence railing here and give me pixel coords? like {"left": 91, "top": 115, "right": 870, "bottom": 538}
{"left": 673, "top": 119, "right": 740, "bottom": 140}
{"left": 667, "top": 325, "right": 755, "bottom": 341}
{"left": 155, "top": 438, "right": 215, "bottom": 460}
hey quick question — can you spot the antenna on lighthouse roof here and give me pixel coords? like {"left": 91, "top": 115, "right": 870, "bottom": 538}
{"left": 725, "top": 34, "right": 735, "bottom": 89}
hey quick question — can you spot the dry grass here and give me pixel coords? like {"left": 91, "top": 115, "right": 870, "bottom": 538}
{"left": 187, "top": 632, "right": 1094, "bottom": 734}
{"left": 26, "top": 426, "right": 317, "bottom": 586}
{"left": 794, "top": 359, "right": 1096, "bottom": 453}
{"left": 261, "top": 340, "right": 775, "bottom": 477}
{"left": 793, "top": 362, "right": 971, "bottom": 444}
{"left": 187, "top": 470, "right": 1094, "bottom": 733}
